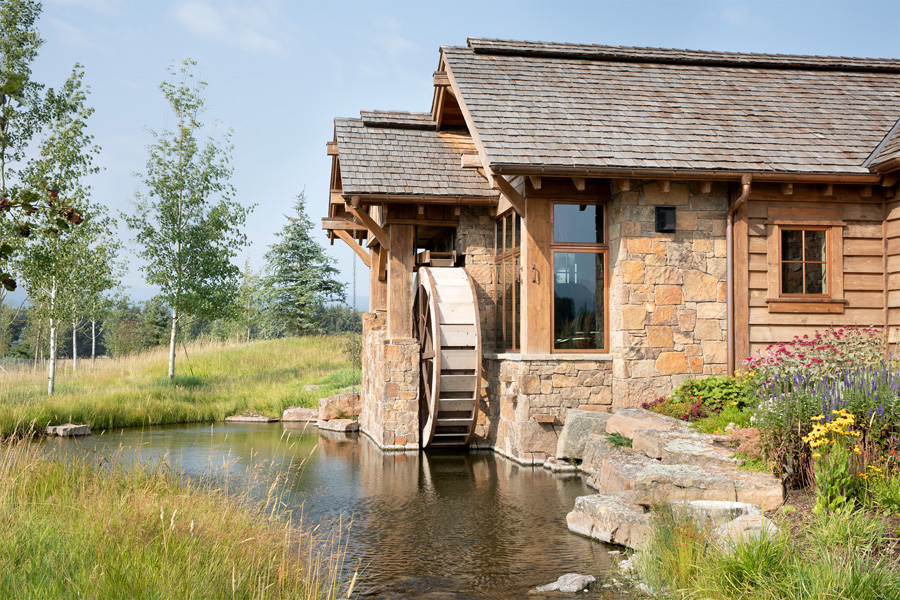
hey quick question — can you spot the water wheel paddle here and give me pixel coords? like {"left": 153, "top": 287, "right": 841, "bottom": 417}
{"left": 414, "top": 267, "right": 482, "bottom": 448}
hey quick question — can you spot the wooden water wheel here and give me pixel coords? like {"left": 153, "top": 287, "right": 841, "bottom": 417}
{"left": 414, "top": 267, "right": 482, "bottom": 448}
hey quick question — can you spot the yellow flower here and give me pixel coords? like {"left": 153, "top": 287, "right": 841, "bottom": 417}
{"left": 730, "top": 401, "right": 738, "bottom": 406}
{"left": 812, "top": 453, "right": 821, "bottom": 458}
{"left": 853, "top": 446, "right": 862, "bottom": 455}
{"left": 811, "top": 415, "right": 825, "bottom": 422}
{"left": 859, "top": 473, "right": 868, "bottom": 479}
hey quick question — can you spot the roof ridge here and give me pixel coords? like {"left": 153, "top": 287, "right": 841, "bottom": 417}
{"left": 466, "top": 38, "right": 900, "bottom": 73}
{"left": 359, "top": 109, "right": 436, "bottom": 130}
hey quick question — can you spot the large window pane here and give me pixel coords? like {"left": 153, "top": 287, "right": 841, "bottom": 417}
{"left": 782, "top": 262, "right": 803, "bottom": 294}
{"left": 781, "top": 230, "right": 802, "bottom": 262}
{"left": 554, "top": 252, "right": 604, "bottom": 350}
{"left": 805, "top": 230, "right": 826, "bottom": 262}
{"left": 806, "top": 263, "right": 826, "bottom": 294}
{"left": 554, "top": 204, "right": 603, "bottom": 244}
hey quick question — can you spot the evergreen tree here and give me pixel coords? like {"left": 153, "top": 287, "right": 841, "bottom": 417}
{"left": 263, "top": 192, "right": 344, "bottom": 335}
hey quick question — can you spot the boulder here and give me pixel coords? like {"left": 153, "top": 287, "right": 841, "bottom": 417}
{"left": 605, "top": 408, "right": 691, "bottom": 439}
{"left": 556, "top": 410, "right": 613, "bottom": 460}
{"left": 566, "top": 492, "right": 651, "bottom": 549}
{"left": 316, "top": 419, "right": 359, "bottom": 432}
{"left": 531, "top": 573, "right": 596, "bottom": 593}
{"left": 631, "top": 429, "right": 738, "bottom": 467}
{"left": 669, "top": 500, "right": 762, "bottom": 526}
{"left": 631, "top": 463, "right": 784, "bottom": 509}
{"left": 45, "top": 423, "right": 91, "bottom": 437}
{"left": 318, "top": 392, "right": 361, "bottom": 421}
{"left": 282, "top": 407, "right": 318, "bottom": 422}
{"left": 713, "top": 514, "right": 778, "bottom": 546}
{"left": 225, "top": 415, "right": 278, "bottom": 423}
{"left": 581, "top": 434, "right": 627, "bottom": 476}
{"left": 597, "top": 453, "right": 658, "bottom": 494}
{"left": 543, "top": 458, "right": 578, "bottom": 473}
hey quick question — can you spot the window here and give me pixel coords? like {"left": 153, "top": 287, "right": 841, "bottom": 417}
{"left": 494, "top": 211, "right": 520, "bottom": 350}
{"left": 780, "top": 228, "right": 827, "bottom": 295}
{"left": 766, "top": 207, "right": 845, "bottom": 314}
{"left": 552, "top": 202, "right": 607, "bottom": 351}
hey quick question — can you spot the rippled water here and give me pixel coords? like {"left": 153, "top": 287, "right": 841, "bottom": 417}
{"left": 52, "top": 422, "right": 618, "bottom": 599}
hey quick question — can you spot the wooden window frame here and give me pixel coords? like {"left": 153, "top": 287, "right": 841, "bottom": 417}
{"left": 765, "top": 207, "right": 846, "bottom": 314}
{"left": 550, "top": 201, "right": 609, "bottom": 353}
{"left": 493, "top": 210, "right": 521, "bottom": 351}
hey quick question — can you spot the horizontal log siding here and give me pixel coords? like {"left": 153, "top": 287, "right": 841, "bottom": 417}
{"left": 745, "top": 184, "right": 887, "bottom": 357}
{"left": 887, "top": 195, "right": 900, "bottom": 352}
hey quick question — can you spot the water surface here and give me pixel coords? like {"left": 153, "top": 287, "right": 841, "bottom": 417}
{"left": 52, "top": 422, "right": 617, "bottom": 599}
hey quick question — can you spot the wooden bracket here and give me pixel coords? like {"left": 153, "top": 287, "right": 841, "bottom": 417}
{"left": 326, "top": 141, "right": 338, "bottom": 156}
{"left": 453, "top": 206, "right": 461, "bottom": 217}
{"left": 883, "top": 172, "right": 899, "bottom": 188}
{"left": 780, "top": 183, "right": 793, "bottom": 196}
{"left": 346, "top": 204, "right": 390, "bottom": 250}
{"left": 528, "top": 175, "right": 542, "bottom": 190}
{"left": 657, "top": 180, "right": 670, "bottom": 193}
{"left": 494, "top": 174, "right": 526, "bottom": 217}
{"left": 460, "top": 152, "right": 481, "bottom": 168}
{"left": 860, "top": 185, "right": 873, "bottom": 198}
{"left": 571, "top": 177, "right": 586, "bottom": 192}
{"left": 334, "top": 230, "right": 371, "bottom": 267}
{"left": 820, "top": 183, "right": 834, "bottom": 197}
{"left": 699, "top": 181, "right": 712, "bottom": 195}
{"left": 433, "top": 71, "right": 450, "bottom": 87}
{"left": 377, "top": 246, "right": 387, "bottom": 282}
{"left": 615, "top": 179, "right": 631, "bottom": 192}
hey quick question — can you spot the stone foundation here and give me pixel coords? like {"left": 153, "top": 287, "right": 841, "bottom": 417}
{"left": 360, "top": 312, "right": 420, "bottom": 450}
{"left": 474, "top": 355, "right": 613, "bottom": 464}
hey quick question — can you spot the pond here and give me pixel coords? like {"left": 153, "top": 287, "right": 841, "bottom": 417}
{"left": 52, "top": 422, "right": 618, "bottom": 599}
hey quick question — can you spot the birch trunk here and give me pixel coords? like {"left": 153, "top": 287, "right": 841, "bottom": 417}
{"left": 48, "top": 283, "right": 57, "bottom": 396}
{"left": 72, "top": 320, "right": 77, "bottom": 372}
{"left": 168, "top": 309, "right": 177, "bottom": 379}
{"left": 91, "top": 320, "right": 96, "bottom": 366}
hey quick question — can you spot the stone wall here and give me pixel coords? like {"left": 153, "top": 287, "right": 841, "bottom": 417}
{"left": 475, "top": 356, "right": 612, "bottom": 464}
{"left": 456, "top": 207, "right": 496, "bottom": 350}
{"left": 608, "top": 180, "right": 729, "bottom": 408}
{"left": 360, "top": 312, "right": 420, "bottom": 450}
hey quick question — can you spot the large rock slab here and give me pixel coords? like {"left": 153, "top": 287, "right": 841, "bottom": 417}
{"left": 713, "top": 514, "right": 778, "bottom": 546}
{"left": 581, "top": 434, "right": 628, "bottom": 476}
{"left": 632, "top": 429, "right": 738, "bottom": 467}
{"left": 318, "top": 392, "right": 360, "bottom": 421}
{"left": 45, "top": 423, "right": 91, "bottom": 437}
{"left": 316, "top": 419, "right": 359, "bottom": 432}
{"left": 605, "top": 408, "right": 691, "bottom": 440}
{"left": 282, "top": 406, "right": 318, "bottom": 422}
{"left": 566, "top": 492, "right": 651, "bottom": 549}
{"left": 556, "top": 410, "right": 612, "bottom": 460}
{"left": 631, "top": 463, "right": 783, "bottom": 509}
{"left": 225, "top": 414, "right": 278, "bottom": 423}
{"left": 669, "top": 500, "right": 762, "bottom": 526}
{"left": 597, "top": 453, "right": 658, "bottom": 494}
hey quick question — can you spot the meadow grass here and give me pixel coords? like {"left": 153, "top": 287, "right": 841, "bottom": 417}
{"left": 0, "top": 337, "right": 360, "bottom": 437}
{"left": 0, "top": 437, "right": 352, "bottom": 599}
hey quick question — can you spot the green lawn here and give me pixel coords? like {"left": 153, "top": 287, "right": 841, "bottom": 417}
{"left": 0, "top": 336, "right": 359, "bottom": 437}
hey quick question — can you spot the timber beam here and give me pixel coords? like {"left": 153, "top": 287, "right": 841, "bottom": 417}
{"left": 334, "top": 230, "right": 371, "bottom": 267}
{"left": 493, "top": 174, "right": 526, "bottom": 217}
{"left": 346, "top": 204, "right": 390, "bottom": 251}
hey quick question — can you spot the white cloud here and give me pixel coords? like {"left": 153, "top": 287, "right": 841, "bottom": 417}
{"left": 48, "top": 16, "right": 94, "bottom": 48}
{"left": 172, "top": 1, "right": 286, "bottom": 56}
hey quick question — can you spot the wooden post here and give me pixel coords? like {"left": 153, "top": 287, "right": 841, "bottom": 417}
{"left": 369, "top": 247, "right": 386, "bottom": 312}
{"left": 387, "top": 224, "right": 414, "bottom": 339}
{"left": 521, "top": 197, "right": 552, "bottom": 354}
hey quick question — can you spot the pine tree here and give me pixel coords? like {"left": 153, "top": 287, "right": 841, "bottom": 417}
{"left": 263, "top": 192, "right": 344, "bottom": 335}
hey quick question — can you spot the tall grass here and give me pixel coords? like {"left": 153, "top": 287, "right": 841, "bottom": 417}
{"left": 0, "top": 437, "right": 352, "bottom": 599}
{"left": 0, "top": 337, "right": 360, "bottom": 437}
{"left": 638, "top": 504, "right": 900, "bottom": 599}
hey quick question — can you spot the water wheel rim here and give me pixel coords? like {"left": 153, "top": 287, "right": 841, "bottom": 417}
{"left": 416, "top": 268, "right": 441, "bottom": 447}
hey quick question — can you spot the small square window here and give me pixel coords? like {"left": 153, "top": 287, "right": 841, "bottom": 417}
{"left": 655, "top": 206, "right": 676, "bottom": 233}
{"left": 553, "top": 204, "right": 603, "bottom": 244}
{"left": 780, "top": 228, "right": 828, "bottom": 296}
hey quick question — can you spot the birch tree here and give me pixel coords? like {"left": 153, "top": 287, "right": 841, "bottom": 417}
{"left": 126, "top": 59, "right": 251, "bottom": 380}
{"left": 17, "top": 66, "right": 100, "bottom": 394}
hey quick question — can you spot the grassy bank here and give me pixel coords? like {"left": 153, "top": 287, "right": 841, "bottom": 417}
{"left": 637, "top": 502, "right": 900, "bottom": 599}
{"left": 0, "top": 438, "right": 351, "bottom": 599}
{"left": 0, "top": 337, "right": 359, "bottom": 437}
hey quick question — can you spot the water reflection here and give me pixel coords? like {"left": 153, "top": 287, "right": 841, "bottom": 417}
{"left": 50, "top": 423, "right": 614, "bottom": 599}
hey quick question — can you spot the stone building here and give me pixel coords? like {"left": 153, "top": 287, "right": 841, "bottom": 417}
{"left": 322, "top": 39, "right": 900, "bottom": 464}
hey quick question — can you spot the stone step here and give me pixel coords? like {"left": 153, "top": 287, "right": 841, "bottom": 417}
{"left": 581, "top": 433, "right": 629, "bottom": 476}
{"left": 556, "top": 409, "right": 612, "bottom": 460}
{"left": 630, "top": 462, "right": 784, "bottom": 509}
{"left": 668, "top": 500, "right": 762, "bottom": 525}
{"left": 316, "top": 419, "right": 360, "bottom": 432}
{"left": 282, "top": 407, "right": 318, "bottom": 422}
{"left": 45, "top": 423, "right": 91, "bottom": 437}
{"left": 566, "top": 492, "right": 651, "bottom": 550}
{"left": 631, "top": 429, "right": 738, "bottom": 468}
{"left": 597, "top": 453, "right": 657, "bottom": 493}
{"left": 605, "top": 408, "right": 692, "bottom": 439}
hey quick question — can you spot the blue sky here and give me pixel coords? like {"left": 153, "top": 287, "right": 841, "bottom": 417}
{"left": 22, "top": 0, "right": 900, "bottom": 305}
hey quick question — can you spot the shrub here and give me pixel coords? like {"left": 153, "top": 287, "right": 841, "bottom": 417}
{"left": 643, "top": 375, "right": 753, "bottom": 423}
{"left": 803, "top": 409, "right": 864, "bottom": 514}
{"left": 865, "top": 469, "right": 900, "bottom": 515}
{"left": 743, "top": 326, "right": 885, "bottom": 384}
{"left": 605, "top": 432, "right": 632, "bottom": 448}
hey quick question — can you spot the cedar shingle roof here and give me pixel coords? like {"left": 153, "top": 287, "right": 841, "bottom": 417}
{"left": 334, "top": 113, "right": 496, "bottom": 198}
{"left": 867, "top": 117, "right": 900, "bottom": 170}
{"left": 442, "top": 39, "right": 900, "bottom": 175}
